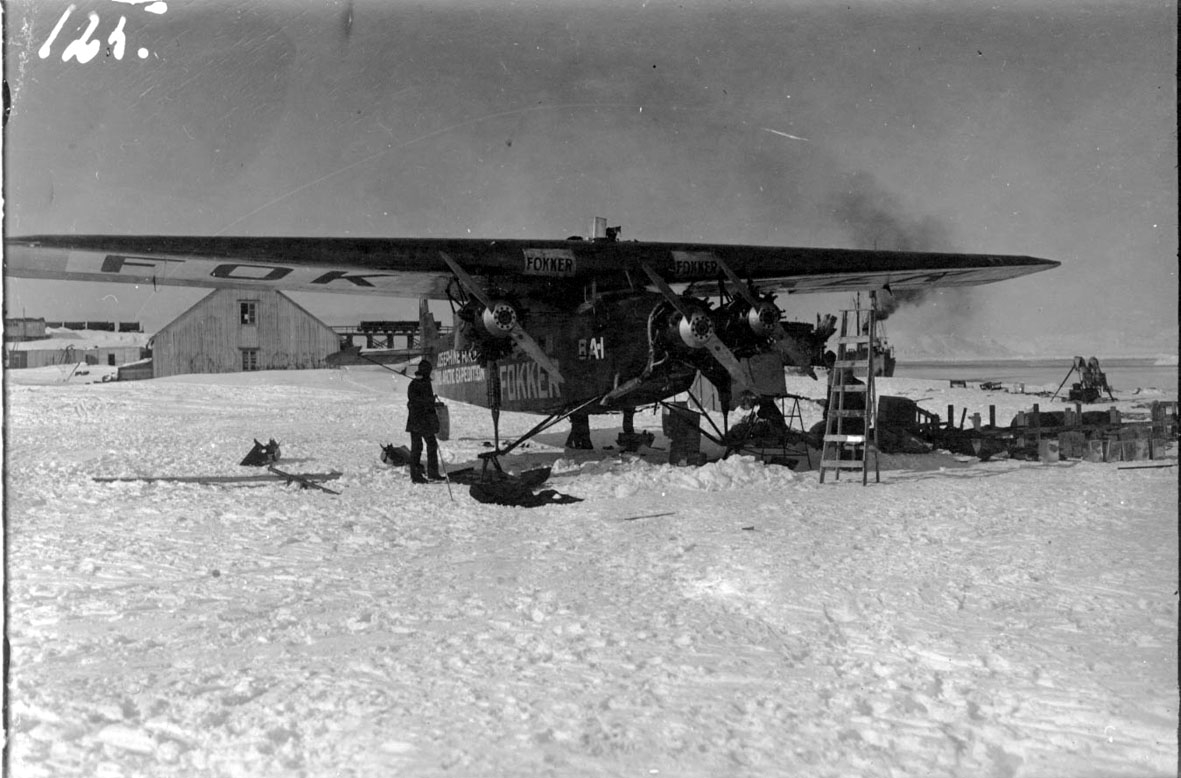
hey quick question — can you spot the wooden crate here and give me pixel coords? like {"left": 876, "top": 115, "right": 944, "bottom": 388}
{"left": 1059, "top": 431, "right": 1087, "bottom": 459}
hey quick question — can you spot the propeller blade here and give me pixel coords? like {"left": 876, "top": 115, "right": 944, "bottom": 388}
{"left": 439, "top": 251, "right": 564, "bottom": 386}
{"left": 701, "top": 333, "right": 756, "bottom": 393}
{"left": 637, "top": 262, "right": 697, "bottom": 323}
{"left": 505, "top": 320, "right": 565, "bottom": 386}
{"left": 767, "top": 327, "right": 818, "bottom": 378}
{"left": 639, "top": 263, "right": 754, "bottom": 395}
{"left": 712, "top": 255, "right": 763, "bottom": 309}
{"left": 438, "top": 251, "right": 495, "bottom": 309}
{"left": 712, "top": 254, "right": 818, "bottom": 377}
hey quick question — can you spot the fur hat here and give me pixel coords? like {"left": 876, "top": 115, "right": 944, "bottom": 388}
{"left": 414, "top": 360, "right": 433, "bottom": 376}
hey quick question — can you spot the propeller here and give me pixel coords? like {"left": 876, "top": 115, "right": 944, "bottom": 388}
{"left": 438, "top": 252, "right": 564, "bottom": 388}
{"left": 639, "top": 262, "right": 755, "bottom": 396}
{"left": 712, "top": 256, "right": 818, "bottom": 378}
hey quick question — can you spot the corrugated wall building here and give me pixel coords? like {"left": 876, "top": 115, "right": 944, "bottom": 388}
{"left": 151, "top": 289, "right": 341, "bottom": 378}
{"left": 6, "top": 342, "right": 146, "bottom": 369}
{"left": 5, "top": 325, "right": 149, "bottom": 369}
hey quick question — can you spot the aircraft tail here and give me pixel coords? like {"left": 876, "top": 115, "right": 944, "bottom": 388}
{"left": 418, "top": 299, "right": 441, "bottom": 364}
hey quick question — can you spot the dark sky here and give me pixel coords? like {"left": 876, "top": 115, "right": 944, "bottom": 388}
{"left": 3, "top": 0, "right": 1176, "bottom": 356}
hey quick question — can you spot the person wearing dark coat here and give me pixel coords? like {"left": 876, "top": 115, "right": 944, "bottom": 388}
{"left": 406, "top": 361, "right": 442, "bottom": 483}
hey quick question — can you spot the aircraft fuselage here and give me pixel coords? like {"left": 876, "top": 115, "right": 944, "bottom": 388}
{"left": 427, "top": 292, "right": 701, "bottom": 415}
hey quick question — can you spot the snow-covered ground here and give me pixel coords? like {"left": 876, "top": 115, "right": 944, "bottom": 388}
{"left": 3, "top": 365, "right": 1177, "bottom": 777}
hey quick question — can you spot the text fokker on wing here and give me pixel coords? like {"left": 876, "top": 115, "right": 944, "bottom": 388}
{"left": 4, "top": 235, "right": 1059, "bottom": 298}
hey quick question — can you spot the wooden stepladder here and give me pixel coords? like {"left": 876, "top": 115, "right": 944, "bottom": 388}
{"left": 819, "top": 297, "right": 880, "bottom": 485}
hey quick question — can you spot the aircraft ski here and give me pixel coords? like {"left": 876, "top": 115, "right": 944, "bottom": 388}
{"left": 267, "top": 466, "right": 342, "bottom": 494}
{"left": 93, "top": 470, "right": 343, "bottom": 488}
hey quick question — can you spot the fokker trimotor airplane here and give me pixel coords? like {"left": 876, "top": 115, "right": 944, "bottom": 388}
{"left": 4, "top": 220, "right": 1058, "bottom": 468}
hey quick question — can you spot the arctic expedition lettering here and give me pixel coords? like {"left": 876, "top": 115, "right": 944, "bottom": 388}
{"left": 434, "top": 364, "right": 486, "bottom": 387}
{"left": 433, "top": 351, "right": 560, "bottom": 402}
{"left": 436, "top": 349, "right": 481, "bottom": 368}
{"left": 433, "top": 349, "right": 483, "bottom": 387}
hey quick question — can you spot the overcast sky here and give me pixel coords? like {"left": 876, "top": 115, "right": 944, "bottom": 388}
{"left": 3, "top": 0, "right": 1176, "bottom": 356}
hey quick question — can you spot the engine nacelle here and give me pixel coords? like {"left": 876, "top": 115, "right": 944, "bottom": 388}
{"left": 660, "top": 301, "right": 714, "bottom": 351}
{"left": 743, "top": 300, "right": 782, "bottom": 337}
{"left": 714, "top": 298, "right": 783, "bottom": 347}
{"left": 454, "top": 297, "right": 522, "bottom": 363}
{"left": 479, "top": 300, "right": 519, "bottom": 339}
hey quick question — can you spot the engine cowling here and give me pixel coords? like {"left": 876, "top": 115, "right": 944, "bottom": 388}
{"left": 743, "top": 300, "right": 782, "bottom": 337}
{"left": 480, "top": 300, "right": 519, "bottom": 339}
{"left": 454, "top": 298, "right": 522, "bottom": 363}
{"left": 658, "top": 300, "right": 714, "bottom": 352}
{"left": 714, "top": 298, "right": 783, "bottom": 348}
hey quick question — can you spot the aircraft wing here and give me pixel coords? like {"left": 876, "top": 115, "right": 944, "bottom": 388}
{"left": 4, "top": 234, "right": 1059, "bottom": 298}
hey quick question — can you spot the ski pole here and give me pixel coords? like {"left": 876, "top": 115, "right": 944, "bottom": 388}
{"left": 344, "top": 347, "right": 416, "bottom": 376}
{"left": 437, "top": 444, "right": 455, "bottom": 501}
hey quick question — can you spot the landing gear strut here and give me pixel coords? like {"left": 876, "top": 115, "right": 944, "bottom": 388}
{"left": 565, "top": 413, "right": 593, "bottom": 449}
{"left": 478, "top": 395, "right": 607, "bottom": 479}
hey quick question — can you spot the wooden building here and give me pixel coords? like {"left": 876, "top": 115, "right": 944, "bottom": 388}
{"left": 6, "top": 341, "right": 146, "bottom": 369}
{"left": 151, "top": 289, "right": 340, "bottom": 378}
{"left": 5, "top": 332, "right": 147, "bottom": 369}
{"left": 3, "top": 317, "right": 48, "bottom": 341}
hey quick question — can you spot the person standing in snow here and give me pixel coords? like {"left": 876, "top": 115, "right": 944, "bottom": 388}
{"left": 405, "top": 360, "right": 442, "bottom": 484}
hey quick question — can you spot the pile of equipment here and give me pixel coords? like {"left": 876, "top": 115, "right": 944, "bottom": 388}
{"left": 1052, "top": 356, "right": 1115, "bottom": 404}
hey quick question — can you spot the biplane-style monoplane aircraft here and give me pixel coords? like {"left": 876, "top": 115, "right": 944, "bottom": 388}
{"left": 4, "top": 221, "right": 1058, "bottom": 466}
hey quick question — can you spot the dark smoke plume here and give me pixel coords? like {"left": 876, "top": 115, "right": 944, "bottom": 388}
{"left": 830, "top": 171, "right": 957, "bottom": 319}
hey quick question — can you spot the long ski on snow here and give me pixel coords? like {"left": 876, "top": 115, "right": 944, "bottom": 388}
{"left": 94, "top": 471, "right": 343, "bottom": 490}
{"left": 267, "top": 466, "right": 342, "bottom": 494}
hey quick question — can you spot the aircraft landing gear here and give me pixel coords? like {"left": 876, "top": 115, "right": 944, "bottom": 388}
{"left": 478, "top": 395, "right": 606, "bottom": 478}
{"left": 565, "top": 413, "right": 594, "bottom": 449}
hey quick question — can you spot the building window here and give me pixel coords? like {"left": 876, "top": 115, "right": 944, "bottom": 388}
{"left": 242, "top": 349, "right": 259, "bottom": 371}
{"left": 240, "top": 301, "right": 258, "bottom": 325}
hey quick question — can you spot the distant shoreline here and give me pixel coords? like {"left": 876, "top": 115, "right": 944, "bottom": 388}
{"left": 899, "top": 357, "right": 1176, "bottom": 367}
{"left": 891, "top": 357, "right": 1177, "bottom": 395}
